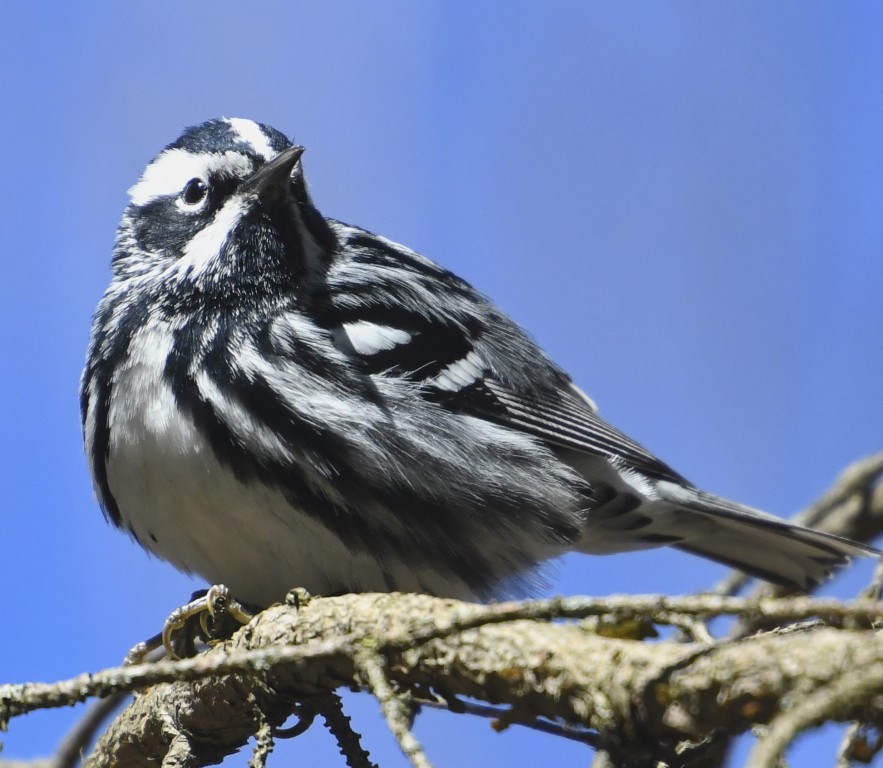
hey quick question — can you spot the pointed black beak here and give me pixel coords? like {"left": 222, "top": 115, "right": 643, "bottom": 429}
{"left": 242, "top": 145, "right": 305, "bottom": 196}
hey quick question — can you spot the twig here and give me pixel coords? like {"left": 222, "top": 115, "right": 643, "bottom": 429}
{"left": 0, "top": 695, "right": 130, "bottom": 768}
{"left": 836, "top": 723, "right": 883, "bottom": 767}
{"left": 837, "top": 723, "right": 863, "bottom": 768}
{"left": 711, "top": 451, "right": 883, "bottom": 598}
{"left": 834, "top": 557, "right": 883, "bottom": 767}
{"left": 689, "top": 455, "right": 883, "bottom": 768}
{"left": 272, "top": 703, "right": 316, "bottom": 739}
{"left": 54, "top": 694, "right": 130, "bottom": 768}
{"left": 248, "top": 718, "right": 274, "bottom": 768}
{"left": 355, "top": 645, "right": 433, "bottom": 768}
{"left": 0, "top": 635, "right": 350, "bottom": 724}
{"left": 415, "top": 694, "right": 601, "bottom": 747}
{"left": 667, "top": 613, "right": 715, "bottom": 644}
{"left": 798, "top": 452, "right": 883, "bottom": 532}
{"left": 749, "top": 663, "right": 883, "bottom": 768}
{"left": 710, "top": 569, "right": 752, "bottom": 597}
{"left": 861, "top": 557, "right": 883, "bottom": 602}
{"left": 317, "top": 694, "right": 379, "bottom": 768}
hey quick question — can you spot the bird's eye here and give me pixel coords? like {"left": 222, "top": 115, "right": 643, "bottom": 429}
{"left": 179, "top": 178, "right": 208, "bottom": 208}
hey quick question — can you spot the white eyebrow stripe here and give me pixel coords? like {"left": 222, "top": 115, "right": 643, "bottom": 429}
{"left": 342, "top": 321, "right": 412, "bottom": 356}
{"left": 226, "top": 118, "right": 277, "bottom": 161}
{"left": 128, "top": 148, "right": 254, "bottom": 206}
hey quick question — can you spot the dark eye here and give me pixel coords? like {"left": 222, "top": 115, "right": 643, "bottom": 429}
{"left": 180, "top": 178, "right": 208, "bottom": 207}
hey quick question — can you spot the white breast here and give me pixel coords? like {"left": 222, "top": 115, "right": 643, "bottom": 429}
{"left": 102, "top": 319, "right": 469, "bottom": 604}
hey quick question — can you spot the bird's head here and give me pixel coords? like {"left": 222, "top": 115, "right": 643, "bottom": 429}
{"left": 112, "top": 118, "right": 335, "bottom": 305}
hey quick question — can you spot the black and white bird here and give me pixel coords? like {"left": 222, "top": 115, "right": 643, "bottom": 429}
{"left": 81, "top": 118, "right": 875, "bottom": 606}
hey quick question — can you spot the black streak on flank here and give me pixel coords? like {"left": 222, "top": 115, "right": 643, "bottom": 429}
{"left": 159, "top": 314, "right": 495, "bottom": 588}
{"left": 82, "top": 296, "right": 153, "bottom": 530}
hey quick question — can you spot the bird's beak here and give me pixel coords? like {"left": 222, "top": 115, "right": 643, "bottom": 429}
{"left": 242, "top": 145, "right": 305, "bottom": 197}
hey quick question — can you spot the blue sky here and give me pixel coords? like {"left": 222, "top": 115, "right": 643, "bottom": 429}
{"left": 2, "top": 3, "right": 882, "bottom": 766}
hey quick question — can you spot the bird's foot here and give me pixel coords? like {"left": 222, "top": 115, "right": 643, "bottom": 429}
{"left": 124, "top": 584, "right": 255, "bottom": 664}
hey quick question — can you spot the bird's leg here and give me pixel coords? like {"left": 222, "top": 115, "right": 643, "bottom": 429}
{"left": 162, "top": 584, "right": 255, "bottom": 658}
{"left": 124, "top": 585, "right": 255, "bottom": 663}
{"left": 195, "top": 584, "right": 256, "bottom": 645}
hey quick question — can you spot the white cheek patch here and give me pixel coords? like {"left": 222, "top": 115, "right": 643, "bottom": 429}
{"left": 129, "top": 148, "right": 254, "bottom": 206}
{"left": 226, "top": 118, "right": 277, "bottom": 161}
{"left": 171, "top": 197, "right": 247, "bottom": 280}
{"left": 342, "top": 321, "right": 412, "bottom": 356}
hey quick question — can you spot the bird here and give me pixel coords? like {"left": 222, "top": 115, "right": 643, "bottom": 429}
{"left": 81, "top": 117, "right": 876, "bottom": 608}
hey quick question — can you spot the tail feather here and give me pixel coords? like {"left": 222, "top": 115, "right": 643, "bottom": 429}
{"left": 655, "top": 480, "right": 876, "bottom": 589}
{"left": 567, "top": 451, "right": 878, "bottom": 589}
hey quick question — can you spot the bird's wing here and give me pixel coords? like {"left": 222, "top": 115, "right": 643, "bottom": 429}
{"left": 453, "top": 378, "right": 687, "bottom": 484}
{"left": 322, "top": 222, "right": 684, "bottom": 484}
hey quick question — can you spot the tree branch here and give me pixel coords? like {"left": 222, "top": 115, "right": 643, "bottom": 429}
{"left": 3, "top": 592, "right": 882, "bottom": 767}
{"left": 4, "top": 453, "right": 882, "bottom": 767}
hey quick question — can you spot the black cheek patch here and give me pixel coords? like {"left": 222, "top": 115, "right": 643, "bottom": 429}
{"left": 133, "top": 199, "right": 207, "bottom": 256}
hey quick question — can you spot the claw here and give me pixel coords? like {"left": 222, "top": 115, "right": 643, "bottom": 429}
{"left": 161, "top": 584, "right": 255, "bottom": 658}
{"left": 124, "top": 631, "right": 163, "bottom": 666}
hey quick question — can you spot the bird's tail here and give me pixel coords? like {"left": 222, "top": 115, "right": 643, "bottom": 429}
{"left": 655, "top": 481, "right": 876, "bottom": 589}
{"left": 574, "top": 468, "right": 879, "bottom": 589}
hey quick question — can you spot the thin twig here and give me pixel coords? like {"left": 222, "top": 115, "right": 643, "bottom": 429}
{"left": 861, "top": 557, "right": 883, "bottom": 602}
{"left": 710, "top": 569, "right": 752, "bottom": 597}
{"left": 749, "top": 663, "right": 883, "bottom": 768}
{"left": 248, "top": 719, "right": 275, "bottom": 768}
{"left": 711, "top": 451, "right": 883, "bottom": 598}
{"left": 0, "top": 635, "right": 350, "bottom": 724}
{"left": 272, "top": 703, "right": 316, "bottom": 739}
{"left": 710, "top": 456, "right": 883, "bottom": 768}
{"left": 415, "top": 694, "right": 601, "bottom": 747}
{"left": 836, "top": 723, "right": 883, "bottom": 767}
{"left": 834, "top": 557, "right": 883, "bottom": 767}
{"left": 54, "top": 693, "right": 130, "bottom": 768}
{"left": 837, "top": 722, "right": 863, "bottom": 768}
{"left": 355, "top": 645, "right": 433, "bottom": 768}
{"left": 317, "top": 694, "right": 379, "bottom": 768}
{"left": 667, "top": 613, "right": 716, "bottom": 644}
{"left": 797, "top": 452, "right": 883, "bottom": 531}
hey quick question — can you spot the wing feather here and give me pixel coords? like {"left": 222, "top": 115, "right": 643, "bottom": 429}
{"left": 324, "top": 221, "right": 684, "bottom": 483}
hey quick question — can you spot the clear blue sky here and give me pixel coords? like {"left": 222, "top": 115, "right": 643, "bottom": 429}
{"left": 2, "top": 4, "right": 882, "bottom": 766}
